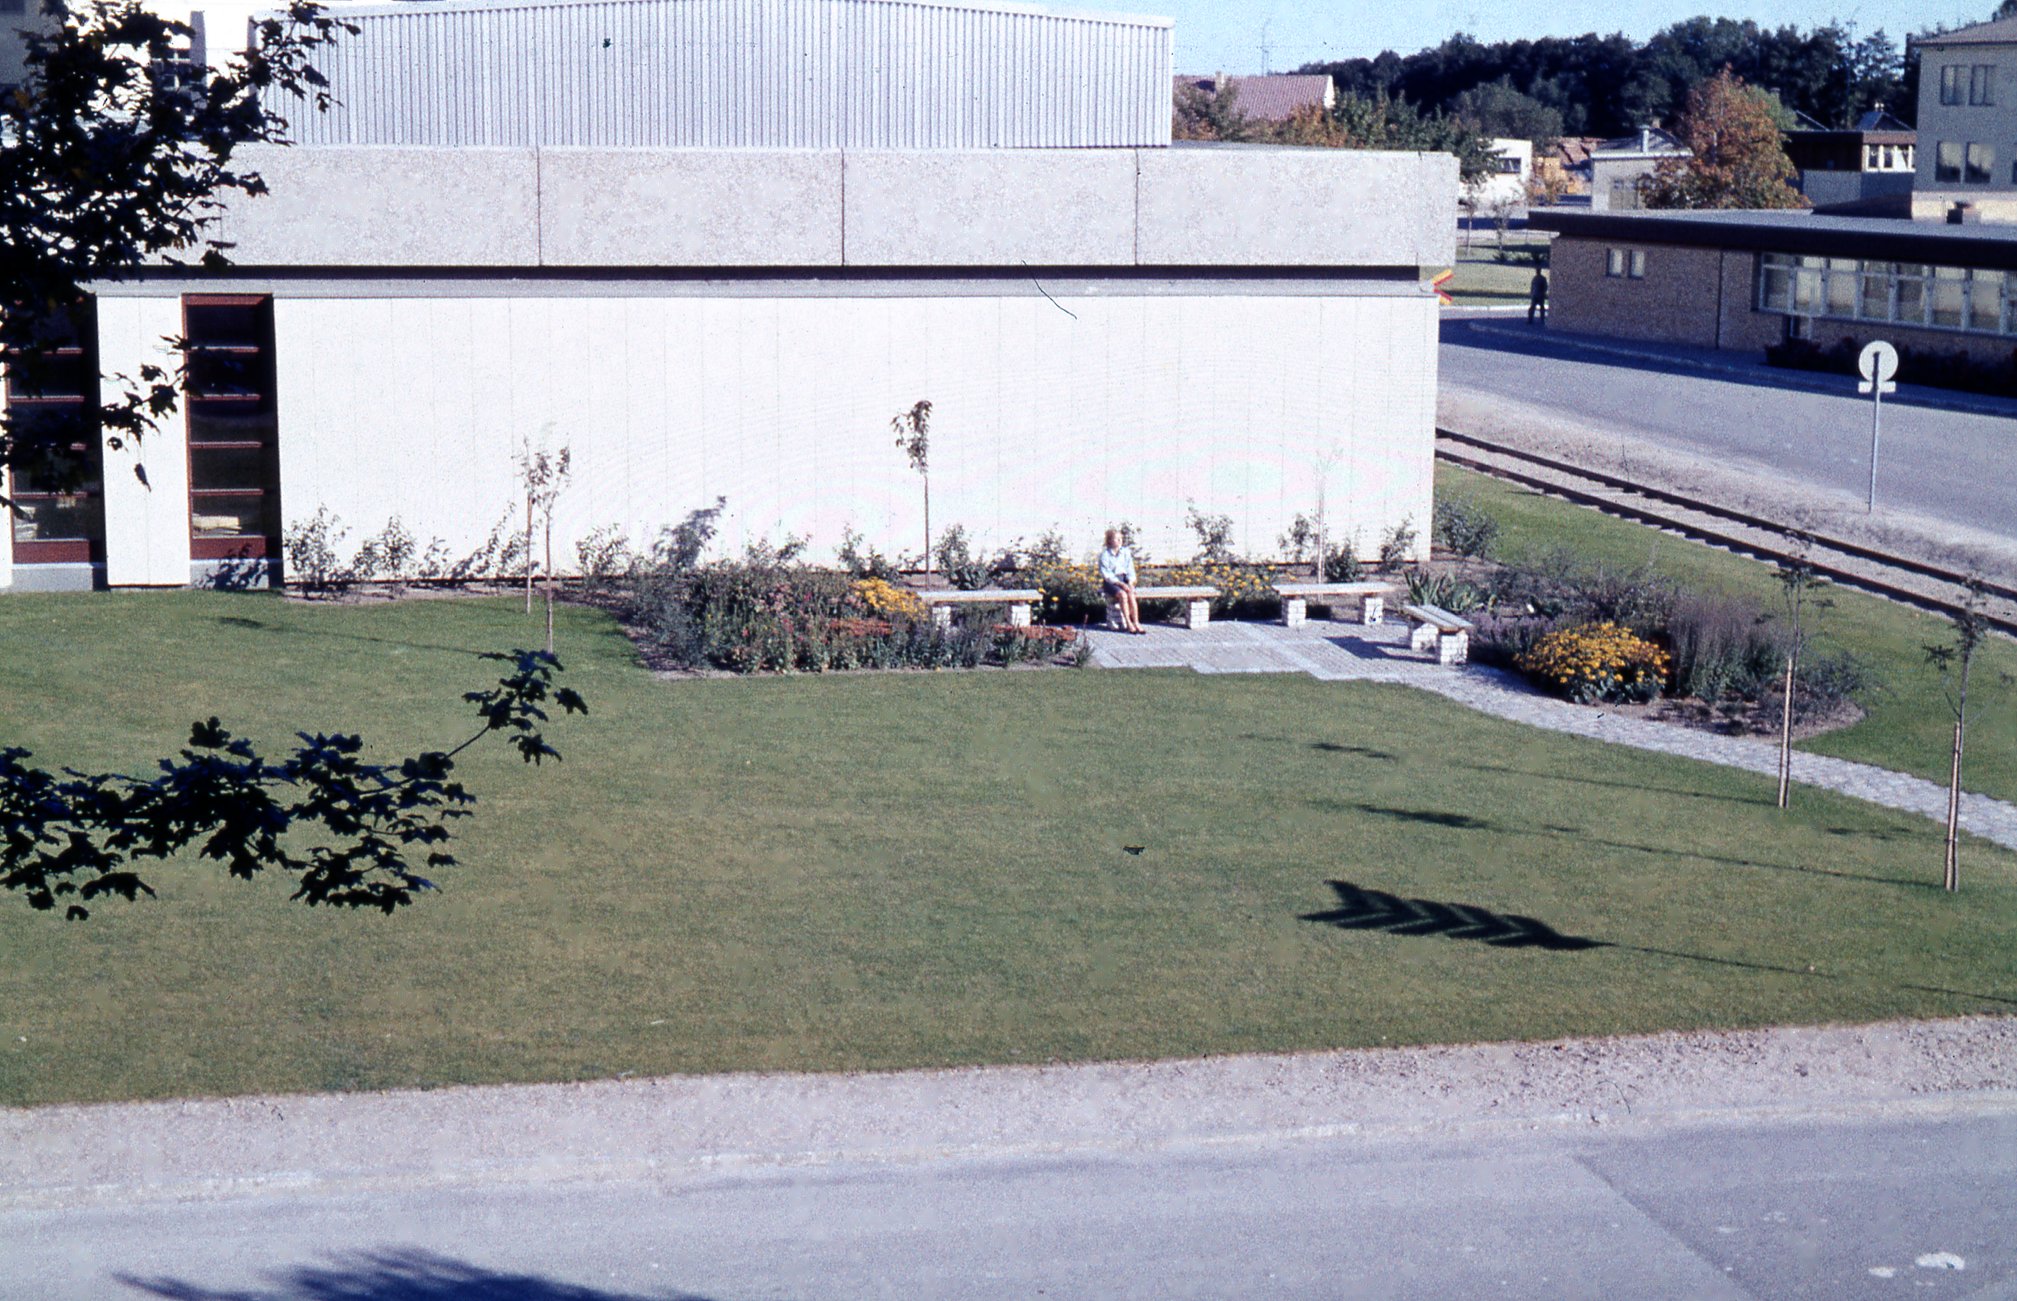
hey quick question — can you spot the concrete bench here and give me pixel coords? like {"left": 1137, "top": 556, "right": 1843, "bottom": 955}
{"left": 917, "top": 588, "right": 1041, "bottom": 629}
{"left": 1400, "top": 602, "right": 1475, "bottom": 665}
{"left": 1275, "top": 581, "right": 1395, "bottom": 628}
{"left": 1121, "top": 584, "right": 1219, "bottom": 630}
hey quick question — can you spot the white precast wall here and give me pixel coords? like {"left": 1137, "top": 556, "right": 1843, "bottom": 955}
{"left": 263, "top": 0, "right": 1176, "bottom": 148}
{"left": 270, "top": 291, "right": 1436, "bottom": 568}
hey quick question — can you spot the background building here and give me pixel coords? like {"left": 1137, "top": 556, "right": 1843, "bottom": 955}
{"left": 1532, "top": 208, "right": 2017, "bottom": 361}
{"left": 1, "top": 0, "right": 1457, "bottom": 592}
{"left": 1912, "top": 16, "right": 2017, "bottom": 224}
{"left": 1588, "top": 127, "right": 1689, "bottom": 212}
{"left": 1786, "top": 109, "right": 1916, "bottom": 217}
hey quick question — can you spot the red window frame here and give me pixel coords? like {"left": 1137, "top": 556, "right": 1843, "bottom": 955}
{"left": 183, "top": 293, "right": 281, "bottom": 561}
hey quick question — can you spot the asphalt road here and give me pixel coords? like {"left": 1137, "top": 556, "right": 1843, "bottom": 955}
{"left": 1439, "top": 316, "right": 2017, "bottom": 544}
{"left": 7, "top": 1102, "right": 2014, "bottom": 1300}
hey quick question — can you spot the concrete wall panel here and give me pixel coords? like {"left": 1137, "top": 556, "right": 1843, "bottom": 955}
{"left": 1136, "top": 150, "right": 1457, "bottom": 269}
{"left": 256, "top": 290, "right": 1438, "bottom": 575}
{"left": 842, "top": 151, "right": 1138, "bottom": 267}
{"left": 216, "top": 147, "right": 541, "bottom": 267}
{"left": 97, "top": 298, "right": 192, "bottom": 587}
{"left": 191, "top": 147, "right": 1453, "bottom": 272}
{"left": 539, "top": 151, "right": 844, "bottom": 267}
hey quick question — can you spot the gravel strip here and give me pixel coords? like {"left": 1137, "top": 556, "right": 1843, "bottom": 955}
{"left": 5, "top": 1018, "right": 2012, "bottom": 1208}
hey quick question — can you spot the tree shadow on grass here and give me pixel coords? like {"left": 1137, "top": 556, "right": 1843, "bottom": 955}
{"left": 210, "top": 615, "right": 490, "bottom": 660}
{"left": 1301, "top": 880, "right": 2017, "bottom": 1008}
{"left": 119, "top": 1247, "right": 712, "bottom": 1301}
{"left": 1310, "top": 741, "right": 1399, "bottom": 760}
{"left": 1456, "top": 759, "right": 1766, "bottom": 808}
{"left": 1324, "top": 802, "right": 1938, "bottom": 890}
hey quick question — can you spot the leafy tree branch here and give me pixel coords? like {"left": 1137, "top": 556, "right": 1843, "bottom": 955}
{"left": 1, "top": 650, "right": 587, "bottom": 919}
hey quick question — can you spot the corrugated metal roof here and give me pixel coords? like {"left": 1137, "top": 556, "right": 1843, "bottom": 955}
{"left": 262, "top": 0, "right": 1176, "bottom": 148}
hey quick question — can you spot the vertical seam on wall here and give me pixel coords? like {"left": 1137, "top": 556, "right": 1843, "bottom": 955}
{"left": 1715, "top": 249, "right": 1726, "bottom": 349}
{"left": 534, "top": 147, "right": 545, "bottom": 268}
{"left": 840, "top": 152, "right": 848, "bottom": 265}
{"left": 1132, "top": 148, "right": 1141, "bottom": 265}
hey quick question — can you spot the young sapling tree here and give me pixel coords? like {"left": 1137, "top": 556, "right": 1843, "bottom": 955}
{"left": 1772, "top": 554, "right": 1830, "bottom": 810}
{"left": 1924, "top": 581, "right": 2005, "bottom": 892}
{"left": 516, "top": 437, "right": 572, "bottom": 649}
{"left": 892, "top": 400, "right": 933, "bottom": 576}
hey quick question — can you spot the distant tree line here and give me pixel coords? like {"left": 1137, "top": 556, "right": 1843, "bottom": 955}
{"left": 1297, "top": 17, "right": 1919, "bottom": 142}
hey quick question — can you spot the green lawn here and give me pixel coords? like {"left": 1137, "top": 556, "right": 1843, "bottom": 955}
{"left": 1439, "top": 462, "right": 2017, "bottom": 805}
{"left": 1446, "top": 234, "right": 1550, "bottom": 303}
{"left": 2, "top": 590, "right": 2013, "bottom": 1107}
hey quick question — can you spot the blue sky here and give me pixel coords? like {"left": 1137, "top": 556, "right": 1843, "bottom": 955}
{"left": 1072, "top": 0, "right": 1985, "bottom": 75}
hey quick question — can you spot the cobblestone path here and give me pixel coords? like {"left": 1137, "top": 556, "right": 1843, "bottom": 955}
{"left": 1085, "top": 617, "right": 2017, "bottom": 851}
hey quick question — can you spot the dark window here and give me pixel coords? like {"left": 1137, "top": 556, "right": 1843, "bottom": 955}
{"left": 1936, "top": 140, "right": 1963, "bottom": 183}
{"left": 183, "top": 295, "right": 281, "bottom": 561}
{"left": 1941, "top": 65, "right": 1963, "bottom": 105}
{"left": 1966, "top": 142, "right": 1995, "bottom": 184}
{"left": 1971, "top": 64, "right": 1997, "bottom": 106}
{"left": 4, "top": 299, "right": 105, "bottom": 565}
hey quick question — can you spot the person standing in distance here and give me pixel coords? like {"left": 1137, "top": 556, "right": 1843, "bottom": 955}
{"left": 1527, "top": 266, "right": 1549, "bottom": 323}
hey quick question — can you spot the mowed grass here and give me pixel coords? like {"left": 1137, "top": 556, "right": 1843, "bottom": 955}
{"left": 1446, "top": 234, "right": 1550, "bottom": 303}
{"left": 2, "top": 591, "right": 2014, "bottom": 1106}
{"left": 1440, "top": 463, "right": 2017, "bottom": 805}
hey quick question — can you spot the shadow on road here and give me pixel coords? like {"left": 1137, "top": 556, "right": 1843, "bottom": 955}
{"left": 119, "top": 1247, "right": 713, "bottom": 1301}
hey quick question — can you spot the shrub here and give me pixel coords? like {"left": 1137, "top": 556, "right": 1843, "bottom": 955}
{"left": 836, "top": 526, "right": 899, "bottom": 581}
{"left": 1026, "top": 557, "right": 1104, "bottom": 624}
{"left": 932, "top": 525, "right": 991, "bottom": 591}
{"left": 1516, "top": 621, "right": 1671, "bottom": 705}
{"left": 853, "top": 576, "right": 926, "bottom": 620}
{"left": 1377, "top": 517, "right": 1418, "bottom": 571}
{"left": 1432, "top": 492, "right": 1500, "bottom": 559}
{"left": 1322, "top": 537, "right": 1363, "bottom": 583}
{"left": 1665, "top": 591, "right": 1782, "bottom": 704}
{"left": 1185, "top": 504, "right": 1237, "bottom": 563}
{"left": 576, "top": 525, "right": 635, "bottom": 592}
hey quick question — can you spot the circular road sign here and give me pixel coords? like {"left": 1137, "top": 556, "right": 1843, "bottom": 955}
{"left": 1859, "top": 340, "right": 1899, "bottom": 385}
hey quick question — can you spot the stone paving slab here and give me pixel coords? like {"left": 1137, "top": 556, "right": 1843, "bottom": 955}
{"left": 1085, "top": 617, "right": 2017, "bottom": 851}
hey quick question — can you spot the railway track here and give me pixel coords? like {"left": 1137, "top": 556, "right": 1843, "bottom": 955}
{"left": 1434, "top": 427, "right": 2017, "bottom": 638}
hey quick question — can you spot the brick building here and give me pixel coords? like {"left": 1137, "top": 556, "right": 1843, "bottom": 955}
{"left": 1531, "top": 209, "right": 2017, "bottom": 362}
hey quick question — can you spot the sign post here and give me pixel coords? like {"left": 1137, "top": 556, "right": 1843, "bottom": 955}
{"left": 1858, "top": 340, "right": 1898, "bottom": 514}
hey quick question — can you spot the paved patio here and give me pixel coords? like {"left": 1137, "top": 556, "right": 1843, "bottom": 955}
{"left": 1084, "top": 615, "right": 2017, "bottom": 851}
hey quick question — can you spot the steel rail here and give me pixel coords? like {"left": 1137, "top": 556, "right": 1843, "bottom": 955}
{"left": 1434, "top": 428, "right": 2017, "bottom": 638}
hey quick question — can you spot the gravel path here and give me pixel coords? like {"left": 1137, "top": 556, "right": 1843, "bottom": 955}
{"left": 1086, "top": 618, "right": 2017, "bottom": 850}
{"left": 6, "top": 1017, "right": 2014, "bottom": 1208}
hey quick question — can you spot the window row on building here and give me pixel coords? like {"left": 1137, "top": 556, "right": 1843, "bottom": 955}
{"left": 1604, "top": 247, "right": 1647, "bottom": 279}
{"left": 1939, "top": 63, "right": 1998, "bottom": 106}
{"left": 3, "top": 295, "right": 280, "bottom": 566}
{"left": 1863, "top": 142, "right": 1915, "bottom": 172}
{"left": 1757, "top": 252, "right": 2016, "bottom": 337}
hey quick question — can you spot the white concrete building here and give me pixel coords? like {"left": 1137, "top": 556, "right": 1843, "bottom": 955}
{"left": 1, "top": 1, "right": 1457, "bottom": 591}
{"left": 1464, "top": 138, "right": 1533, "bottom": 210}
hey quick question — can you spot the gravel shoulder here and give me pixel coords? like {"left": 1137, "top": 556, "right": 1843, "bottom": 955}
{"left": 7, "top": 1016, "right": 2014, "bottom": 1210}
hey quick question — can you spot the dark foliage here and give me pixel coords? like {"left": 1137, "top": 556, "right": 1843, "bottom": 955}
{"left": 1767, "top": 336, "right": 2017, "bottom": 400}
{"left": 1301, "top": 19, "right": 1910, "bottom": 140}
{"left": 1, "top": 0, "right": 354, "bottom": 488}
{"left": 0, "top": 652, "right": 586, "bottom": 919}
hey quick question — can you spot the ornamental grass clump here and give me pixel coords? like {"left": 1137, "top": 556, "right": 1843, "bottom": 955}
{"left": 1516, "top": 621, "right": 1671, "bottom": 705}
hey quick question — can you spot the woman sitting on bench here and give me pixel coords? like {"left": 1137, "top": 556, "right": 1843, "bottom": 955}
{"left": 1098, "top": 528, "right": 1145, "bottom": 634}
